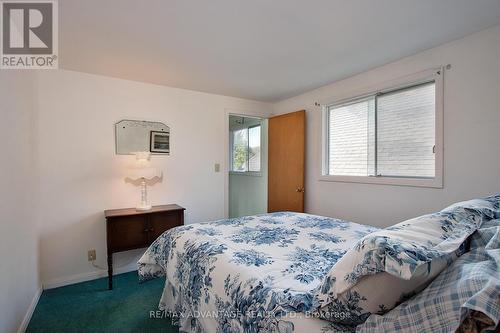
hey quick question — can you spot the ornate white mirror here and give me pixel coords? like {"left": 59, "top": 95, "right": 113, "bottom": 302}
{"left": 115, "top": 119, "right": 170, "bottom": 155}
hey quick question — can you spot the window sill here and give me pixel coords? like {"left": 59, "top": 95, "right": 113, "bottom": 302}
{"left": 318, "top": 175, "right": 443, "bottom": 188}
{"left": 229, "top": 171, "right": 262, "bottom": 177}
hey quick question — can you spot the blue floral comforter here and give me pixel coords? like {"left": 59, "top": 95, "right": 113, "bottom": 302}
{"left": 138, "top": 212, "right": 379, "bottom": 333}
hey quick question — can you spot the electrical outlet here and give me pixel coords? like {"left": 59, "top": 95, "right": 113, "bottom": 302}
{"left": 88, "top": 249, "right": 96, "bottom": 262}
{"left": 214, "top": 163, "right": 220, "bottom": 172}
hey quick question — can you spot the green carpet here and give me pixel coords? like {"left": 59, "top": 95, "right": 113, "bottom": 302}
{"left": 27, "top": 271, "right": 179, "bottom": 333}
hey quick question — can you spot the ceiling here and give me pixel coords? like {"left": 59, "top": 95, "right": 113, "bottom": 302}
{"left": 59, "top": 0, "right": 500, "bottom": 102}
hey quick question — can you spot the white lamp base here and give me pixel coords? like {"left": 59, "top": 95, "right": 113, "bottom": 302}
{"left": 136, "top": 178, "right": 152, "bottom": 211}
{"left": 136, "top": 204, "right": 152, "bottom": 211}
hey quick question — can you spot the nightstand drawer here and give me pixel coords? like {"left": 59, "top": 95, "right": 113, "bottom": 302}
{"left": 107, "top": 215, "right": 148, "bottom": 252}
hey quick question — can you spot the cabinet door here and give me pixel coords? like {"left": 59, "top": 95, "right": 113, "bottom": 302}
{"left": 108, "top": 215, "right": 148, "bottom": 251}
{"left": 148, "top": 211, "right": 183, "bottom": 242}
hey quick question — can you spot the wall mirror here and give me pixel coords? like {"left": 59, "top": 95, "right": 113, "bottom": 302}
{"left": 115, "top": 119, "right": 170, "bottom": 155}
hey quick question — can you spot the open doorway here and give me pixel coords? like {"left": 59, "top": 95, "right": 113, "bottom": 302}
{"left": 228, "top": 115, "right": 268, "bottom": 218}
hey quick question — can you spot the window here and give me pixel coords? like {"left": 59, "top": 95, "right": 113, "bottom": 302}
{"left": 248, "top": 125, "right": 261, "bottom": 172}
{"left": 231, "top": 124, "right": 261, "bottom": 173}
{"left": 232, "top": 128, "right": 248, "bottom": 172}
{"left": 322, "top": 70, "right": 443, "bottom": 187}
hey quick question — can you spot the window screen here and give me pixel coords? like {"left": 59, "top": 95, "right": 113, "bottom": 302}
{"left": 377, "top": 83, "right": 435, "bottom": 177}
{"left": 248, "top": 125, "right": 261, "bottom": 172}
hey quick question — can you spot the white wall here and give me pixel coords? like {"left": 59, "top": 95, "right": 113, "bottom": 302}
{"left": 34, "top": 70, "right": 272, "bottom": 287}
{"left": 229, "top": 118, "right": 268, "bottom": 218}
{"left": 0, "top": 72, "right": 40, "bottom": 333}
{"left": 272, "top": 25, "right": 500, "bottom": 228}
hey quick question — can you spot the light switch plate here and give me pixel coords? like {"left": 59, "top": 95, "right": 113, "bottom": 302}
{"left": 214, "top": 163, "right": 220, "bottom": 172}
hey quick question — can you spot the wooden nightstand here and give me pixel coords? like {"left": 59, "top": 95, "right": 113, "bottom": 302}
{"left": 104, "top": 204, "right": 185, "bottom": 290}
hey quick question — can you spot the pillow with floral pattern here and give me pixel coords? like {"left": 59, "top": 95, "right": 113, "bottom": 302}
{"left": 313, "top": 194, "right": 499, "bottom": 326}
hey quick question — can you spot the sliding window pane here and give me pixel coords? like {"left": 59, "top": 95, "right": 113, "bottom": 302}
{"left": 328, "top": 98, "right": 375, "bottom": 176}
{"left": 377, "top": 82, "right": 435, "bottom": 178}
{"left": 248, "top": 125, "right": 261, "bottom": 172}
{"left": 232, "top": 129, "right": 248, "bottom": 172}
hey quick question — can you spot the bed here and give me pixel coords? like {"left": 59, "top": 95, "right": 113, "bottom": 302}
{"left": 138, "top": 196, "right": 500, "bottom": 333}
{"left": 138, "top": 212, "right": 378, "bottom": 332}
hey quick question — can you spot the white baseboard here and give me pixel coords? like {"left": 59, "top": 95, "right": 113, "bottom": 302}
{"left": 17, "top": 286, "right": 42, "bottom": 333}
{"left": 42, "top": 263, "right": 138, "bottom": 290}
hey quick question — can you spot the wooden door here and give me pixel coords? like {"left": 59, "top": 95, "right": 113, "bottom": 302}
{"left": 268, "top": 110, "right": 305, "bottom": 212}
{"left": 148, "top": 211, "right": 184, "bottom": 242}
{"left": 107, "top": 215, "right": 148, "bottom": 252}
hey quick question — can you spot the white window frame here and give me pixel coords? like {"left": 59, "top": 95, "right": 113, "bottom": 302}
{"left": 319, "top": 68, "right": 444, "bottom": 188}
{"left": 230, "top": 124, "right": 262, "bottom": 176}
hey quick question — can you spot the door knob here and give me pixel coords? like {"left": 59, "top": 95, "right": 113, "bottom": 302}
{"left": 296, "top": 187, "right": 305, "bottom": 193}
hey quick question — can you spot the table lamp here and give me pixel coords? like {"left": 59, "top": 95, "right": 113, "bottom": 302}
{"left": 128, "top": 152, "right": 161, "bottom": 211}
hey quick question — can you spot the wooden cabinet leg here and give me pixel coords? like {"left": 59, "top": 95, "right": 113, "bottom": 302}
{"left": 108, "top": 253, "right": 113, "bottom": 290}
